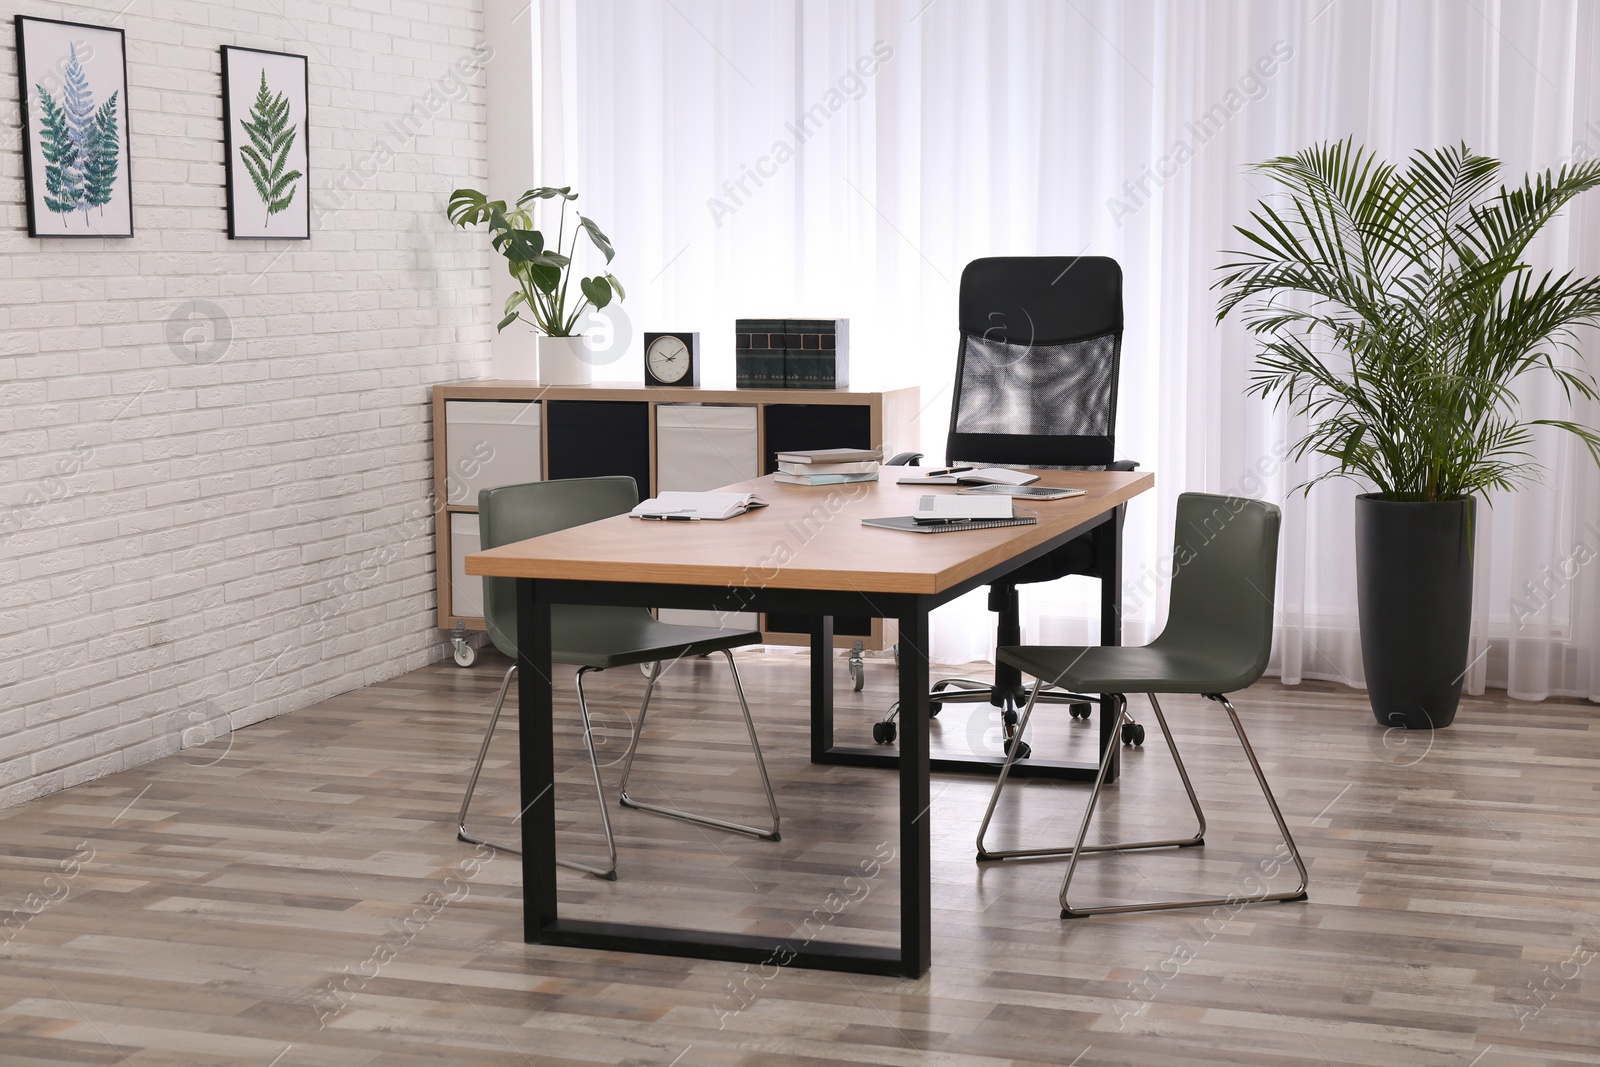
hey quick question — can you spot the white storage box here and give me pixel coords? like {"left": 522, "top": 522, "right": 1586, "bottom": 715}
{"left": 655, "top": 404, "right": 758, "bottom": 493}
{"left": 450, "top": 512, "right": 485, "bottom": 620}
{"left": 443, "top": 400, "right": 542, "bottom": 505}
{"left": 656, "top": 405, "right": 761, "bottom": 629}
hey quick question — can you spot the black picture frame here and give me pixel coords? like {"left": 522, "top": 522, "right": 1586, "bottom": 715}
{"left": 221, "top": 45, "right": 310, "bottom": 240}
{"left": 15, "top": 15, "right": 134, "bottom": 238}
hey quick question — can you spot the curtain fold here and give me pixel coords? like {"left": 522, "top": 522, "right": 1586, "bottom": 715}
{"left": 541, "top": 0, "right": 1600, "bottom": 701}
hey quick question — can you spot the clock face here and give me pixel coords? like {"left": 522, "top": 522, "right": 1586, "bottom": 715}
{"left": 646, "top": 335, "right": 690, "bottom": 383}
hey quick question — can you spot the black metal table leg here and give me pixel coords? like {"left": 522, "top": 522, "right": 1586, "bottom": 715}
{"left": 521, "top": 584, "right": 910, "bottom": 976}
{"left": 810, "top": 616, "right": 834, "bottom": 763}
{"left": 517, "top": 578, "right": 558, "bottom": 941}
{"left": 896, "top": 603, "right": 932, "bottom": 977}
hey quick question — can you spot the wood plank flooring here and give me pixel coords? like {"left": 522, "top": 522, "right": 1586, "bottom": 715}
{"left": 1, "top": 649, "right": 1597, "bottom": 1066}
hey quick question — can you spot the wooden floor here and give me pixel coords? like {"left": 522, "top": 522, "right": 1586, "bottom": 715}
{"left": 2, "top": 650, "right": 1598, "bottom": 1067}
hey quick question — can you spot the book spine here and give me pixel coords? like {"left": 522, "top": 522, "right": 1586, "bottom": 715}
{"left": 786, "top": 318, "right": 848, "bottom": 389}
{"left": 737, "top": 318, "right": 787, "bottom": 389}
{"left": 781, "top": 321, "right": 800, "bottom": 389}
{"left": 735, "top": 319, "right": 756, "bottom": 389}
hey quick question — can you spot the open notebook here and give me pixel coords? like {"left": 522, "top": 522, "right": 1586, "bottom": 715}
{"left": 629, "top": 491, "right": 767, "bottom": 521}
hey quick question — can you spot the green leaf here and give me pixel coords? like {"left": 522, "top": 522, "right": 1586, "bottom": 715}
{"left": 528, "top": 262, "right": 561, "bottom": 295}
{"left": 496, "top": 311, "right": 521, "bottom": 331}
{"left": 35, "top": 85, "right": 83, "bottom": 216}
{"left": 579, "top": 276, "right": 613, "bottom": 308}
{"left": 577, "top": 214, "right": 615, "bottom": 262}
{"left": 605, "top": 273, "right": 626, "bottom": 302}
{"left": 516, "top": 186, "right": 576, "bottom": 206}
{"left": 239, "top": 69, "right": 301, "bottom": 225}
{"left": 447, "top": 188, "right": 499, "bottom": 226}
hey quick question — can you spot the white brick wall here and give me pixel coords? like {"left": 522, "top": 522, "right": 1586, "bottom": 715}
{"left": 0, "top": 0, "right": 493, "bottom": 806}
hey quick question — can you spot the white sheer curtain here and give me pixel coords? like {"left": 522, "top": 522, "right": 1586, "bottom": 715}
{"left": 534, "top": 0, "right": 1600, "bottom": 701}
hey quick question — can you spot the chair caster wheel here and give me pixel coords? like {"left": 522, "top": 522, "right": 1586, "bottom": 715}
{"left": 1121, "top": 722, "right": 1145, "bottom": 746}
{"left": 1003, "top": 738, "right": 1031, "bottom": 760}
{"left": 452, "top": 638, "right": 476, "bottom": 667}
{"left": 872, "top": 720, "right": 897, "bottom": 745}
{"left": 1069, "top": 702, "right": 1091, "bottom": 720}
{"left": 848, "top": 640, "right": 865, "bottom": 691}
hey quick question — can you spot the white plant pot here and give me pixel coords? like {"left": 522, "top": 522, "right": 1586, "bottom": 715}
{"left": 537, "top": 335, "right": 593, "bottom": 386}
{"left": 490, "top": 335, "right": 538, "bottom": 381}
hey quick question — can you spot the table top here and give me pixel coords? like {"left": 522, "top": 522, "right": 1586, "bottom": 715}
{"left": 466, "top": 470, "right": 1153, "bottom": 596}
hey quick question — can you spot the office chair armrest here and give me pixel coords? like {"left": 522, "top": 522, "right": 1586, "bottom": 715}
{"left": 1108, "top": 459, "right": 1139, "bottom": 472}
{"left": 886, "top": 451, "right": 923, "bottom": 466}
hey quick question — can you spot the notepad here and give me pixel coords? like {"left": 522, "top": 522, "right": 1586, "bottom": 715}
{"left": 912, "top": 494, "right": 1014, "bottom": 522}
{"left": 956, "top": 484, "right": 1085, "bottom": 501}
{"left": 630, "top": 492, "right": 767, "bottom": 521}
{"left": 862, "top": 515, "right": 1038, "bottom": 534}
{"left": 896, "top": 467, "right": 1040, "bottom": 487}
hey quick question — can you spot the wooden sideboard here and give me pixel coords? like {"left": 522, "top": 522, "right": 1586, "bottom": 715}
{"left": 431, "top": 380, "right": 921, "bottom": 656}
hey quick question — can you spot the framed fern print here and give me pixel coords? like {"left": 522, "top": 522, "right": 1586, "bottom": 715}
{"left": 15, "top": 16, "right": 134, "bottom": 238}
{"left": 221, "top": 46, "right": 309, "bottom": 240}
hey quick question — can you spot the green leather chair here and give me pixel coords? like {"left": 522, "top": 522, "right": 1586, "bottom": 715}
{"left": 976, "top": 492, "right": 1308, "bottom": 917}
{"left": 457, "top": 477, "right": 780, "bottom": 880}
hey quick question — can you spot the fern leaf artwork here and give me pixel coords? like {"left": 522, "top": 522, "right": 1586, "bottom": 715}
{"left": 82, "top": 92, "right": 121, "bottom": 215}
{"left": 238, "top": 70, "right": 303, "bottom": 226}
{"left": 35, "top": 87, "right": 84, "bottom": 216}
{"left": 18, "top": 17, "right": 132, "bottom": 238}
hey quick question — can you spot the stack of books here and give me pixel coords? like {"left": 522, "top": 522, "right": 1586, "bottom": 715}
{"left": 773, "top": 447, "right": 883, "bottom": 486}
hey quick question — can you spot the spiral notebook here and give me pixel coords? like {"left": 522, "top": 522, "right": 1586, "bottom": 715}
{"left": 861, "top": 515, "right": 1038, "bottom": 534}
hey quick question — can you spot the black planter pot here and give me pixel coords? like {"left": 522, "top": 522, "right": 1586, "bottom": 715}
{"left": 1354, "top": 494, "right": 1475, "bottom": 729}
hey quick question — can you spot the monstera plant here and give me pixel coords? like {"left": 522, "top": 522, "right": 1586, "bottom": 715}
{"left": 447, "top": 186, "right": 623, "bottom": 383}
{"left": 447, "top": 185, "right": 622, "bottom": 335}
{"left": 1216, "top": 140, "right": 1600, "bottom": 728}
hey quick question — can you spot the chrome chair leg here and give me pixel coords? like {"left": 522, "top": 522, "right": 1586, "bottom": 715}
{"left": 1057, "top": 693, "right": 1308, "bottom": 918}
{"left": 976, "top": 692, "right": 1205, "bottom": 861}
{"left": 569, "top": 667, "right": 620, "bottom": 879}
{"left": 618, "top": 650, "right": 781, "bottom": 840}
{"left": 457, "top": 664, "right": 518, "bottom": 855}
{"left": 456, "top": 662, "right": 619, "bottom": 880}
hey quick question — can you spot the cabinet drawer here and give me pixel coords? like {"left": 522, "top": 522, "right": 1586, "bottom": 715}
{"left": 656, "top": 405, "right": 759, "bottom": 492}
{"left": 443, "top": 400, "right": 541, "bottom": 505}
{"left": 449, "top": 512, "right": 485, "bottom": 620}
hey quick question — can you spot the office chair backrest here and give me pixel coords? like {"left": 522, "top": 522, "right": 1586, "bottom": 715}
{"left": 1161, "top": 492, "right": 1281, "bottom": 691}
{"left": 949, "top": 256, "right": 1123, "bottom": 469}
{"left": 478, "top": 476, "right": 639, "bottom": 660}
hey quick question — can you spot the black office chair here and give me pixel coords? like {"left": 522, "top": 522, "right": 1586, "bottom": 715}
{"left": 879, "top": 256, "right": 1138, "bottom": 758}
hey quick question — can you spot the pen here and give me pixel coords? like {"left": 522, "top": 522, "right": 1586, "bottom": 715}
{"left": 926, "top": 466, "right": 974, "bottom": 477}
{"left": 642, "top": 513, "right": 695, "bottom": 521}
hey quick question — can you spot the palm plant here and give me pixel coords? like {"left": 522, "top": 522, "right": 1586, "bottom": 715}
{"left": 1215, "top": 140, "right": 1600, "bottom": 502}
{"left": 447, "top": 186, "right": 622, "bottom": 337}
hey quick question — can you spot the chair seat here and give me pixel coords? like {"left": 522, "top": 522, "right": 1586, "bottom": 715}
{"left": 553, "top": 606, "right": 761, "bottom": 669}
{"left": 998, "top": 642, "right": 1263, "bottom": 695}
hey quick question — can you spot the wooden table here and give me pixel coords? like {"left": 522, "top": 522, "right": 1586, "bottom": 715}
{"left": 467, "top": 468, "right": 1154, "bottom": 978}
